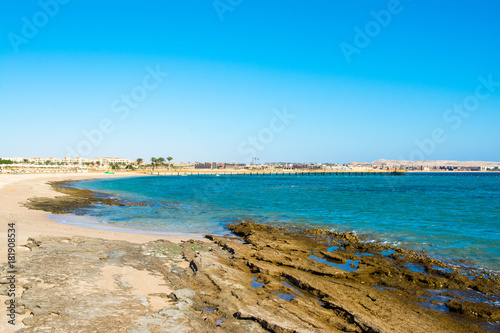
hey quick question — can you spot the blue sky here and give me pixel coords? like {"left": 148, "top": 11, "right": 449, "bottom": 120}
{"left": 1, "top": 0, "right": 499, "bottom": 163}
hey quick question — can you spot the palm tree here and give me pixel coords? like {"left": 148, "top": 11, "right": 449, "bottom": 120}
{"left": 157, "top": 157, "right": 166, "bottom": 169}
{"left": 167, "top": 156, "right": 173, "bottom": 169}
{"left": 151, "top": 157, "right": 157, "bottom": 170}
{"left": 135, "top": 158, "right": 143, "bottom": 170}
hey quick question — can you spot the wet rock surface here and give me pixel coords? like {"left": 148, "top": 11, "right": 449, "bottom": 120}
{"left": 220, "top": 223, "right": 500, "bottom": 332}
{"left": 22, "top": 181, "right": 148, "bottom": 214}
{"left": 2, "top": 222, "right": 499, "bottom": 332}
{"left": 445, "top": 299, "right": 500, "bottom": 320}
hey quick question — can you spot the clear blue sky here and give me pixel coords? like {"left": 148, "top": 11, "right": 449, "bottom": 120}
{"left": 1, "top": 0, "right": 499, "bottom": 163}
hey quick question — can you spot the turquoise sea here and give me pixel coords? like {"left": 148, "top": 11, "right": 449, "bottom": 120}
{"left": 59, "top": 173, "right": 500, "bottom": 271}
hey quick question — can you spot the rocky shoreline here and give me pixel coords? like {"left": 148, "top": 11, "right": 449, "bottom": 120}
{"left": 23, "top": 180, "right": 149, "bottom": 214}
{"left": 6, "top": 180, "right": 500, "bottom": 332}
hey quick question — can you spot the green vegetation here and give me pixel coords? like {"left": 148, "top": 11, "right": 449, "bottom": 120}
{"left": 149, "top": 156, "right": 173, "bottom": 170}
{"left": 0, "top": 159, "right": 13, "bottom": 165}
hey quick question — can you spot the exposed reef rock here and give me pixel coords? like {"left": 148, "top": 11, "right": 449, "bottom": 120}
{"left": 23, "top": 181, "right": 148, "bottom": 214}
{"left": 3, "top": 222, "right": 499, "bottom": 332}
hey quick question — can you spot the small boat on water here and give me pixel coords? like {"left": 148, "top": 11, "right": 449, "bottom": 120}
{"left": 215, "top": 173, "right": 220, "bottom": 177}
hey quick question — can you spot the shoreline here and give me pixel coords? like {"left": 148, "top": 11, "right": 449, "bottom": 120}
{"left": 0, "top": 172, "right": 206, "bottom": 262}
{"left": 15, "top": 172, "right": 500, "bottom": 273}
{"left": 5, "top": 172, "right": 499, "bottom": 271}
{"left": 49, "top": 212, "right": 209, "bottom": 240}
{"left": 58, "top": 174, "right": 500, "bottom": 274}
{"left": 1, "top": 173, "right": 499, "bottom": 331}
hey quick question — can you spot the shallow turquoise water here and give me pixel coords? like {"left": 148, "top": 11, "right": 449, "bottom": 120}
{"left": 65, "top": 173, "right": 500, "bottom": 270}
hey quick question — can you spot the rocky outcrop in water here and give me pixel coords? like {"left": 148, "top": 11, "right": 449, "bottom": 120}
{"left": 23, "top": 181, "right": 148, "bottom": 214}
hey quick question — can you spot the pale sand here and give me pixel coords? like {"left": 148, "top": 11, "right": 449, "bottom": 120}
{"left": 0, "top": 172, "right": 207, "bottom": 262}
{"left": 0, "top": 172, "right": 208, "bottom": 332}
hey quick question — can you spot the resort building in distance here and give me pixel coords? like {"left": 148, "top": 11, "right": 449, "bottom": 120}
{"left": 0, "top": 157, "right": 499, "bottom": 173}
{"left": 1, "top": 156, "right": 132, "bottom": 167}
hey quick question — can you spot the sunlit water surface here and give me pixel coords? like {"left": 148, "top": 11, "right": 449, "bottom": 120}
{"left": 56, "top": 173, "right": 500, "bottom": 270}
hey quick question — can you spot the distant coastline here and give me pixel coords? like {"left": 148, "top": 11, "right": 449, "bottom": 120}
{"left": 1, "top": 156, "right": 499, "bottom": 174}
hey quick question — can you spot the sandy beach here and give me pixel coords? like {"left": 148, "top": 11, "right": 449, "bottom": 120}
{"left": 0, "top": 172, "right": 204, "bottom": 261}
{"left": 0, "top": 172, "right": 208, "bottom": 332}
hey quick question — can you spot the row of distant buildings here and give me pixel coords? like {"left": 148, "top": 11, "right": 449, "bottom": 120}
{"left": 193, "top": 162, "right": 367, "bottom": 170}
{"left": 403, "top": 165, "right": 499, "bottom": 172}
{"left": 346, "top": 162, "right": 500, "bottom": 172}
{"left": 2, "top": 157, "right": 132, "bottom": 167}
{"left": 195, "top": 162, "right": 500, "bottom": 172}
{"left": 193, "top": 162, "right": 331, "bottom": 170}
{"left": 2, "top": 157, "right": 499, "bottom": 172}
{"left": 194, "top": 162, "right": 246, "bottom": 169}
